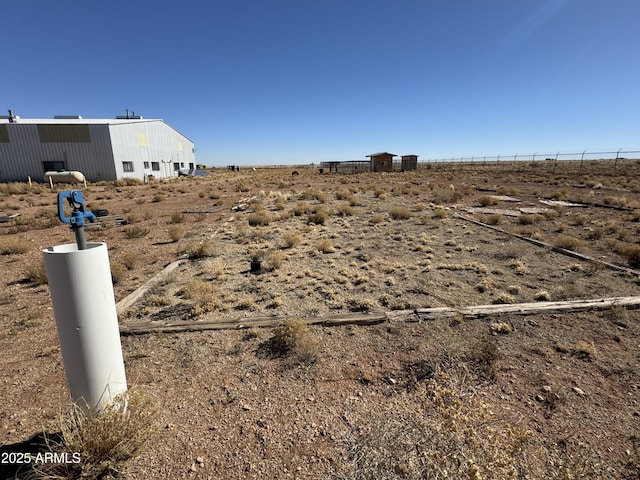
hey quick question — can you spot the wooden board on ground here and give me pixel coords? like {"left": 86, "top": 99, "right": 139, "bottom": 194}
{"left": 119, "top": 297, "right": 640, "bottom": 335}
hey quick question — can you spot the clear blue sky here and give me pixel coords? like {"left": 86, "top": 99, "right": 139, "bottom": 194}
{"left": 3, "top": 1, "right": 639, "bottom": 166}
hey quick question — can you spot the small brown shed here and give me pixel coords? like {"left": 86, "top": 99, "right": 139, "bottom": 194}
{"left": 401, "top": 154, "right": 418, "bottom": 171}
{"left": 367, "top": 152, "right": 396, "bottom": 173}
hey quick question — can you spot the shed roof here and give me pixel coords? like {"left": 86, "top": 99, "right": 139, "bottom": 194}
{"left": 366, "top": 152, "right": 396, "bottom": 157}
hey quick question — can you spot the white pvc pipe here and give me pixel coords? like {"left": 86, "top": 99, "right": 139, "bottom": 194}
{"left": 43, "top": 242, "right": 127, "bottom": 413}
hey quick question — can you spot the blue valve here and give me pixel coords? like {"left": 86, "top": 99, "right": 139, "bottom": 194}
{"left": 57, "top": 190, "right": 96, "bottom": 250}
{"left": 57, "top": 190, "right": 96, "bottom": 227}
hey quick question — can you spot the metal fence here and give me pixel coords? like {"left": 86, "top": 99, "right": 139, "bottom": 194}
{"left": 421, "top": 149, "right": 640, "bottom": 175}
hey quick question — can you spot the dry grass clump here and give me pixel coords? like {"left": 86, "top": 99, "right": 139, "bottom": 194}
{"left": 490, "top": 321, "right": 513, "bottom": 334}
{"left": 481, "top": 212, "right": 503, "bottom": 225}
{"left": 534, "top": 290, "right": 551, "bottom": 301}
{"left": 170, "top": 212, "right": 184, "bottom": 224}
{"left": 316, "top": 238, "right": 335, "bottom": 254}
{"left": 281, "top": 231, "right": 302, "bottom": 248}
{"left": 37, "top": 387, "right": 159, "bottom": 479}
{"left": 267, "top": 318, "right": 319, "bottom": 366}
{"left": 247, "top": 211, "right": 272, "bottom": 227}
{"left": 370, "top": 214, "right": 385, "bottom": 225}
{"left": 124, "top": 225, "right": 150, "bottom": 238}
{"left": 518, "top": 213, "right": 544, "bottom": 225}
{"left": 182, "top": 239, "right": 217, "bottom": 259}
{"left": 181, "top": 278, "right": 215, "bottom": 301}
{"left": 292, "top": 201, "right": 309, "bottom": 216}
{"left": 168, "top": 225, "right": 184, "bottom": 242}
{"left": 263, "top": 250, "right": 286, "bottom": 271}
{"left": 0, "top": 235, "right": 32, "bottom": 254}
{"left": 25, "top": 261, "right": 48, "bottom": 285}
{"left": 336, "top": 204, "right": 355, "bottom": 216}
{"left": 478, "top": 195, "right": 498, "bottom": 206}
{"left": 389, "top": 206, "right": 412, "bottom": 220}
{"left": 572, "top": 340, "right": 598, "bottom": 361}
{"left": 492, "top": 292, "right": 516, "bottom": 304}
{"left": 432, "top": 186, "right": 463, "bottom": 204}
{"left": 110, "top": 262, "right": 128, "bottom": 284}
{"left": 307, "top": 206, "right": 329, "bottom": 225}
{"left": 300, "top": 188, "right": 327, "bottom": 203}
{"left": 555, "top": 235, "right": 585, "bottom": 252}
{"left": 615, "top": 243, "right": 640, "bottom": 268}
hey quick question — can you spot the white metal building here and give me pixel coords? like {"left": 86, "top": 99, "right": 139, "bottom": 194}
{"left": 0, "top": 112, "right": 196, "bottom": 182}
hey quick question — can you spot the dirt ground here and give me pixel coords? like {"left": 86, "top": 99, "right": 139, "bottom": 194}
{"left": 1, "top": 162, "right": 639, "bottom": 478}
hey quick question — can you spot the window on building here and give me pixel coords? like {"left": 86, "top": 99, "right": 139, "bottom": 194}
{"left": 38, "top": 124, "right": 91, "bottom": 143}
{"left": 151, "top": 162, "right": 160, "bottom": 171}
{"left": 0, "top": 125, "right": 9, "bottom": 143}
{"left": 144, "top": 161, "right": 150, "bottom": 169}
{"left": 122, "top": 162, "right": 134, "bottom": 172}
{"left": 43, "top": 161, "right": 67, "bottom": 172}
{"left": 189, "top": 163, "right": 195, "bottom": 169}
{"left": 173, "top": 162, "right": 180, "bottom": 171}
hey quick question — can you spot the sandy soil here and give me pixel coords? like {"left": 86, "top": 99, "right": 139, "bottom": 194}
{"left": 1, "top": 162, "right": 639, "bottom": 478}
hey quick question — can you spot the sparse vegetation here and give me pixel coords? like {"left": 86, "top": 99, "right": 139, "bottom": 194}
{"left": 267, "top": 318, "right": 319, "bottom": 366}
{"left": 389, "top": 206, "right": 412, "bottom": 220}
{"left": 0, "top": 235, "right": 32, "bottom": 254}
{"left": 124, "top": 225, "right": 150, "bottom": 238}
{"left": 37, "top": 387, "right": 159, "bottom": 479}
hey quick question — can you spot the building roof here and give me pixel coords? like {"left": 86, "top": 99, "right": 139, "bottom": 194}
{"left": 0, "top": 116, "right": 161, "bottom": 125}
{"left": 366, "top": 152, "right": 396, "bottom": 157}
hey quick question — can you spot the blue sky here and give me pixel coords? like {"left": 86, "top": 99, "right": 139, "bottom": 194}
{"left": 3, "top": 1, "right": 639, "bottom": 166}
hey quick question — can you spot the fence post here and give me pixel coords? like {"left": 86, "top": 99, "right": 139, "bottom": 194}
{"left": 553, "top": 151, "right": 559, "bottom": 174}
{"left": 614, "top": 148, "right": 622, "bottom": 174}
{"left": 579, "top": 150, "right": 586, "bottom": 175}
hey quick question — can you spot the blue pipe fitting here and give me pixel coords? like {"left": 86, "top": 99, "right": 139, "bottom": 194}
{"left": 57, "top": 190, "right": 96, "bottom": 227}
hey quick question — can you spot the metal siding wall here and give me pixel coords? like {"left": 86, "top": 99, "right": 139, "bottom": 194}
{"left": 109, "top": 121, "right": 196, "bottom": 180}
{"left": 0, "top": 124, "right": 117, "bottom": 182}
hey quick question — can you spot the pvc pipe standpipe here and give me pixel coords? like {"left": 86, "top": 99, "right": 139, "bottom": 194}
{"left": 43, "top": 242, "right": 127, "bottom": 413}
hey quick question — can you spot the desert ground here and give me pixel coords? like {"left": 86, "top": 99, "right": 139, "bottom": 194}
{"left": 1, "top": 160, "right": 639, "bottom": 479}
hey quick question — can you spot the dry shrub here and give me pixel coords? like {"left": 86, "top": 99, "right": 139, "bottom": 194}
{"left": 182, "top": 239, "right": 217, "bottom": 258}
{"left": 389, "top": 206, "right": 412, "bottom": 220}
{"left": 268, "top": 318, "right": 318, "bottom": 366}
{"left": 126, "top": 213, "right": 141, "bottom": 224}
{"left": 247, "top": 211, "right": 271, "bottom": 227}
{"left": 572, "top": 340, "right": 597, "bottom": 361}
{"left": 0, "top": 235, "right": 32, "bottom": 255}
{"left": 432, "top": 207, "right": 448, "bottom": 219}
{"left": 432, "top": 186, "right": 462, "bottom": 204}
{"left": 181, "top": 278, "right": 215, "bottom": 301}
{"left": 282, "top": 231, "right": 302, "bottom": 248}
{"left": 263, "top": 250, "right": 286, "bottom": 271}
{"left": 37, "top": 387, "right": 159, "bottom": 479}
{"left": 121, "top": 252, "right": 137, "bottom": 270}
{"left": 518, "top": 213, "right": 544, "bottom": 225}
{"left": 152, "top": 193, "right": 165, "bottom": 202}
{"left": 168, "top": 225, "right": 184, "bottom": 242}
{"left": 124, "top": 225, "right": 150, "bottom": 238}
{"left": 490, "top": 321, "right": 513, "bottom": 334}
{"left": 300, "top": 188, "right": 327, "bottom": 203}
{"left": 337, "top": 204, "right": 355, "bottom": 216}
{"left": 478, "top": 195, "right": 498, "bottom": 206}
{"left": 292, "top": 201, "right": 309, "bottom": 216}
{"left": 555, "top": 235, "right": 584, "bottom": 252}
{"left": 170, "top": 212, "right": 184, "bottom": 224}
{"left": 110, "top": 262, "right": 127, "bottom": 284}
{"left": 370, "top": 214, "right": 385, "bottom": 225}
{"left": 484, "top": 213, "right": 503, "bottom": 225}
{"left": 307, "top": 207, "right": 328, "bottom": 225}
{"left": 616, "top": 243, "right": 640, "bottom": 268}
{"left": 25, "top": 261, "right": 48, "bottom": 285}
{"left": 316, "top": 238, "right": 335, "bottom": 253}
